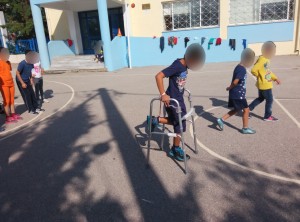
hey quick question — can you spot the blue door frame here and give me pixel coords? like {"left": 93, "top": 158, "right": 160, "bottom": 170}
{"left": 78, "top": 8, "right": 125, "bottom": 55}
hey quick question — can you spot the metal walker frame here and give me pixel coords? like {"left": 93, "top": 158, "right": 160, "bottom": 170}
{"left": 147, "top": 89, "right": 198, "bottom": 174}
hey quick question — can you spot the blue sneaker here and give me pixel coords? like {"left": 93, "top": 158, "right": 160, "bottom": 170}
{"left": 217, "top": 118, "right": 224, "bottom": 131}
{"left": 168, "top": 146, "right": 190, "bottom": 162}
{"left": 242, "top": 128, "right": 256, "bottom": 134}
{"left": 147, "top": 116, "right": 159, "bottom": 132}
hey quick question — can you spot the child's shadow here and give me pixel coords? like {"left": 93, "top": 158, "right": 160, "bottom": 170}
{"left": 15, "top": 104, "right": 27, "bottom": 115}
{"left": 44, "top": 89, "right": 54, "bottom": 99}
{"left": 195, "top": 100, "right": 241, "bottom": 132}
{"left": 135, "top": 120, "right": 170, "bottom": 152}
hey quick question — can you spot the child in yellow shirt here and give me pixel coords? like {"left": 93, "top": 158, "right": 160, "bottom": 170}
{"left": 249, "top": 41, "right": 281, "bottom": 121}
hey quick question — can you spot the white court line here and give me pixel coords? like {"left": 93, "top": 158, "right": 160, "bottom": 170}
{"left": 190, "top": 106, "right": 300, "bottom": 185}
{"left": 247, "top": 71, "right": 300, "bottom": 128}
{"left": 0, "top": 80, "right": 75, "bottom": 142}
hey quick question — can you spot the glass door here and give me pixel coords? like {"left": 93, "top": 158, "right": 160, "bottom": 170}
{"left": 79, "top": 11, "right": 101, "bottom": 54}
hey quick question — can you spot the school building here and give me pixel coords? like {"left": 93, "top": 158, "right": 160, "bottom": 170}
{"left": 30, "top": 0, "right": 300, "bottom": 71}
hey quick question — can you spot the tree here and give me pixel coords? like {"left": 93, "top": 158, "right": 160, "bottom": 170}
{"left": 0, "top": 0, "right": 48, "bottom": 39}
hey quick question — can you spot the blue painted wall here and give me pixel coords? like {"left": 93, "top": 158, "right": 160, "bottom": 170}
{"left": 228, "top": 21, "right": 294, "bottom": 43}
{"left": 48, "top": 40, "right": 75, "bottom": 60}
{"left": 163, "top": 27, "right": 220, "bottom": 38}
{"left": 110, "top": 37, "right": 128, "bottom": 70}
{"left": 130, "top": 28, "right": 243, "bottom": 67}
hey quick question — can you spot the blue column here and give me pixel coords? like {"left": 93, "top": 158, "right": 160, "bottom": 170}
{"left": 97, "top": 0, "right": 113, "bottom": 71}
{"left": 30, "top": 3, "right": 50, "bottom": 69}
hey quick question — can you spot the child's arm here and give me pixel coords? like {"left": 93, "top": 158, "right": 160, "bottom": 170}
{"left": 155, "top": 72, "right": 170, "bottom": 106}
{"left": 270, "top": 72, "right": 281, "bottom": 85}
{"left": 226, "top": 79, "right": 240, "bottom": 91}
{"left": 41, "top": 68, "right": 45, "bottom": 75}
{"left": 16, "top": 70, "right": 27, "bottom": 88}
{"left": 251, "top": 59, "right": 261, "bottom": 78}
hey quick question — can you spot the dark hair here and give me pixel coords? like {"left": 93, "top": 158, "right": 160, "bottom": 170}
{"left": 25, "top": 50, "right": 32, "bottom": 55}
{"left": 185, "top": 43, "right": 206, "bottom": 63}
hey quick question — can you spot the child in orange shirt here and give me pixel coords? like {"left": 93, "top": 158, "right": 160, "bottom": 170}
{"left": 0, "top": 47, "right": 22, "bottom": 124}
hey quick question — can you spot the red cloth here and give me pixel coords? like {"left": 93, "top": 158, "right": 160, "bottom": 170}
{"left": 216, "top": 38, "right": 222, "bottom": 46}
{"left": 173, "top": 37, "right": 178, "bottom": 45}
{"left": 67, "top": 39, "right": 73, "bottom": 47}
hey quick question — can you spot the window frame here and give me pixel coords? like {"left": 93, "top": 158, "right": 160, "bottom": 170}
{"left": 162, "top": 0, "right": 220, "bottom": 31}
{"left": 229, "top": 0, "right": 295, "bottom": 26}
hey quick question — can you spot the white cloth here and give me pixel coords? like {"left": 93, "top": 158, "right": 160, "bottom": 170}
{"left": 32, "top": 62, "right": 42, "bottom": 78}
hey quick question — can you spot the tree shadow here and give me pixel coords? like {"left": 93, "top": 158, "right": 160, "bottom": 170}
{"left": 205, "top": 158, "right": 300, "bottom": 222}
{"left": 0, "top": 88, "right": 205, "bottom": 221}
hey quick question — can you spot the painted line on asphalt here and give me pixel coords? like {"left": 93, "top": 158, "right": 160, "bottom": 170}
{"left": 190, "top": 106, "right": 300, "bottom": 185}
{"left": 0, "top": 80, "right": 75, "bottom": 142}
{"left": 248, "top": 71, "right": 300, "bottom": 128}
{"left": 274, "top": 99, "right": 300, "bottom": 128}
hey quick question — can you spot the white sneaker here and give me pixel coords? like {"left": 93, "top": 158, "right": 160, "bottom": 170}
{"left": 43, "top": 99, "right": 50, "bottom": 103}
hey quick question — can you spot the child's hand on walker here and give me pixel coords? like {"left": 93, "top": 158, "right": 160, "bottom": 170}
{"left": 226, "top": 87, "right": 230, "bottom": 91}
{"left": 161, "top": 94, "right": 170, "bottom": 107}
{"left": 275, "top": 79, "right": 281, "bottom": 85}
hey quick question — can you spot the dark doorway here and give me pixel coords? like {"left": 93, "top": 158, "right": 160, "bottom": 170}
{"left": 78, "top": 8, "right": 125, "bottom": 55}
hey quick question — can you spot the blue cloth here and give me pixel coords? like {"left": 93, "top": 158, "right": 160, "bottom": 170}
{"left": 162, "top": 59, "right": 188, "bottom": 133}
{"left": 242, "top": 39, "right": 247, "bottom": 49}
{"left": 249, "top": 89, "right": 273, "bottom": 119}
{"left": 229, "top": 64, "right": 247, "bottom": 99}
{"left": 162, "top": 59, "right": 187, "bottom": 105}
{"left": 17, "top": 60, "right": 34, "bottom": 82}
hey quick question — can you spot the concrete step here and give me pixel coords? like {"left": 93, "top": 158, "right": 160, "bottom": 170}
{"left": 48, "top": 55, "right": 107, "bottom": 73}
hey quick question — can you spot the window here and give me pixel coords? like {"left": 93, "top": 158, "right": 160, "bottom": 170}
{"left": 162, "top": 0, "right": 219, "bottom": 31}
{"left": 230, "top": 0, "right": 295, "bottom": 25}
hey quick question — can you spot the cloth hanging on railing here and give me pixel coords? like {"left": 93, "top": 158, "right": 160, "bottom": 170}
{"left": 184, "top": 37, "right": 190, "bottom": 48}
{"left": 242, "top": 39, "right": 247, "bottom": 49}
{"left": 208, "top": 38, "right": 215, "bottom": 50}
{"left": 229, "top": 39, "right": 236, "bottom": 51}
{"left": 160, "top": 37, "right": 165, "bottom": 52}
{"left": 216, "top": 38, "right": 222, "bottom": 46}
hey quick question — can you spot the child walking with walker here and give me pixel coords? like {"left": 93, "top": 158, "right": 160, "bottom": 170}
{"left": 148, "top": 43, "right": 205, "bottom": 161}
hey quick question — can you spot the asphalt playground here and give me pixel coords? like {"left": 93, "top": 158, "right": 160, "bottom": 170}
{"left": 0, "top": 55, "right": 299, "bottom": 222}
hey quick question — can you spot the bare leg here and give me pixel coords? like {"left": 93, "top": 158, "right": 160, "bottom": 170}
{"left": 10, "top": 104, "right": 15, "bottom": 114}
{"left": 3, "top": 105, "right": 10, "bottom": 117}
{"left": 174, "top": 136, "right": 181, "bottom": 147}
{"left": 242, "top": 108, "right": 250, "bottom": 128}
{"left": 158, "top": 117, "right": 172, "bottom": 125}
{"left": 222, "top": 110, "right": 238, "bottom": 121}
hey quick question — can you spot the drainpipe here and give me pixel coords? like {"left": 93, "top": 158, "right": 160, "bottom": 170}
{"left": 125, "top": 0, "right": 132, "bottom": 69}
{"left": 294, "top": 0, "right": 300, "bottom": 55}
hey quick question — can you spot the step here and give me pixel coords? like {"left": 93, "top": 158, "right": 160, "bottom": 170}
{"left": 48, "top": 55, "right": 106, "bottom": 73}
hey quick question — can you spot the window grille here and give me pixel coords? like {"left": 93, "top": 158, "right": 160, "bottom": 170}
{"left": 162, "top": 0, "right": 220, "bottom": 31}
{"left": 229, "top": 0, "right": 295, "bottom": 25}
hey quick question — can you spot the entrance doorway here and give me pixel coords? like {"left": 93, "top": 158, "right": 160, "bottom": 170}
{"left": 78, "top": 8, "right": 125, "bottom": 55}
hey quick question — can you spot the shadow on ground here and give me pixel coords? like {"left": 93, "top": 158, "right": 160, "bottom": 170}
{"left": 0, "top": 89, "right": 299, "bottom": 221}
{"left": 0, "top": 88, "right": 204, "bottom": 222}
{"left": 205, "top": 156, "right": 300, "bottom": 222}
